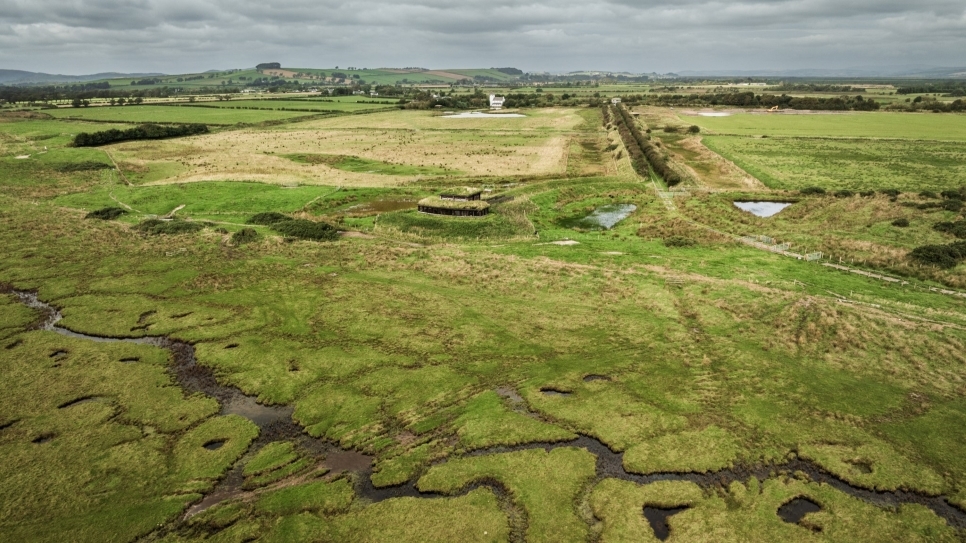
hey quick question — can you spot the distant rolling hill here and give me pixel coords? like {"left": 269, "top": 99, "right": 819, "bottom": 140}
{"left": 677, "top": 66, "right": 966, "bottom": 79}
{"left": 0, "top": 69, "right": 165, "bottom": 85}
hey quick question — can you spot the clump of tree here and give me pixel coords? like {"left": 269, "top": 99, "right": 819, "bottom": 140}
{"left": 891, "top": 218, "right": 910, "bottom": 227}
{"left": 271, "top": 219, "right": 339, "bottom": 241}
{"left": 85, "top": 207, "right": 127, "bottom": 220}
{"left": 73, "top": 124, "right": 208, "bottom": 147}
{"left": 134, "top": 219, "right": 204, "bottom": 235}
{"left": 230, "top": 228, "right": 259, "bottom": 245}
{"left": 910, "top": 241, "right": 966, "bottom": 268}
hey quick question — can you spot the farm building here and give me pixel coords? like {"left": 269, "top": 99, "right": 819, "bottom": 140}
{"left": 419, "top": 187, "right": 489, "bottom": 216}
{"left": 418, "top": 196, "right": 490, "bottom": 217}
{"left": 489, "top": 95, "right": 506, "bottom": 110}
{"left": 611, "top": 97, "right": 622, "bottom": 105}
{"left": 439, "top": 187, "right": 482, "bottom": 201}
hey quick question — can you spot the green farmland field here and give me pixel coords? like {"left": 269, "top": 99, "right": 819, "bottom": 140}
{"left": 48, "top": 105, "right": 316, "bottom": 124}
{"left": 3, "top": 99, "right": 966, "bottom": 543}
{"left": 184, "top": 99, "right": 398, "bottom": 112}
{"left": 682, "top": 111, "right": 966, "bottom": 141}
{"left": 702, "top": 136, "right": 966, "bottom": 191}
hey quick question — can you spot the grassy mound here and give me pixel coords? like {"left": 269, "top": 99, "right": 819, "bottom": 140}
{"left": 379, "top": 210, "right": 520, "bottom": 240}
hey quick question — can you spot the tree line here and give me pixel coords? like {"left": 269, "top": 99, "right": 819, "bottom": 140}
{"left": 610, "top": 104, "right": 684, "bottom": 186}
{"left": 643, "top": 91, "right": 881, "bottom": 111}
{"left": 73, "top": 123, "right": 209, "bottom": 147}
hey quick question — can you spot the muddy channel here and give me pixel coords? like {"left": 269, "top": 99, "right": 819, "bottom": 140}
{"left": 5, "top": 287, "right": 966, "bottom": 536}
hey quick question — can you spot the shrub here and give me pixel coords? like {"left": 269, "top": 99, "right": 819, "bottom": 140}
{"left": 247, "top": 212, "right": 291, "bottom": 225}
{"left": 859, "top": 190, "right": 876, "bottom": 197}
{"left": 941, "top": 188, "right": 966, "bottom": 200}
{"left": 943, "top": 200, "right": 964, "bottom": 212}
{"left": 934, "top": 221, "right": 966, "bottom": 238}
{"left": 57, "top": 161, "right": 113, "bottom": 172}
{"left": 891, "top": 218, "right": 910, "bottom": 227}
{"left": 85, "top": 207, "right": 127, "bottom": 220}
{"left": 663, "top": 125, "right": 679, "bottom": 133}
{"left": 687, "top": 125, "right": 701, "bottom": 134}
{"left": 271, "top": 219, "right": 339, "bottom": 241}
{"left": 919, "top": 190, "right": 939, "bottom": 199}
{"left": 664, "top": 236, "right": 696, "bottom": 248}
{"left": 231, "top": 227, "right": 259, "bottom": 245}
{"left": 73, "top": 123, "right": 208, "bottom": 147}
{"left": 134, "top": 219, "right": 204, "bottom": 235}
{"left": 799, "top": 187, "right": 826, "bottom": 195}
{"left": 834, "top": 190, "right": 854, "bottom": 198}
{"left": 879, "top": 189, "right": 901, "bottom": 198}
{"left": 909, "top": 241, "right": 966, "bottom": 268}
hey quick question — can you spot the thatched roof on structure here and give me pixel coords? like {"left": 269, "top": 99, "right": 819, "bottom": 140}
{"left": 438, "top": 187, "right": 483, "bottom": 198}
{"left": 418, "top": 196, "right": 490, "bottom": 210}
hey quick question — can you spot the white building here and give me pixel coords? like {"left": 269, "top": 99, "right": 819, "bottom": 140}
{"left": 611, "top": 97, "right": 622, "bottom": 105}
{"left": 489, "top": 95, "right": 506, "bottom": 110}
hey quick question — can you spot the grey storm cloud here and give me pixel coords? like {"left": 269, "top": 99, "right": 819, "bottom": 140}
{"left": 0, "top": 0, "right": 964, "bottom": 74}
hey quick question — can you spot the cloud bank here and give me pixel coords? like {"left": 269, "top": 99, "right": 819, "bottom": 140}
{"left": 1, "top": 0, "right": 964, "bottom": 74}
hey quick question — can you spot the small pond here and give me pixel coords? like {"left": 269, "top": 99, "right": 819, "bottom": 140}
{"left": 777, "top": 497, "right": 822, "bottom": 524}
{"left": 442, "top": 112, "right": 526, "bottom": 119}
{"left": 561, "top": 204, "right": 637, "bottom": 230}
{"left": 733, "top": 201, "right": 793, "bottom": 218}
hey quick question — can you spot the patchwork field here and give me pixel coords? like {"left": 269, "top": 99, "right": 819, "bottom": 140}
{"left": 2, "top": 100, "right": 966, "bottom": 543}
{"left": 101, "top": 109, "right": 584, "bottom": 186}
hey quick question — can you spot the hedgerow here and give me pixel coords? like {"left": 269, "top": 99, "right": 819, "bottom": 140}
{"left": 73, "top": 123, "right": 208, "bottom": 147}
{"left": 611, "top": 105, "right": 684, "bottom": 186}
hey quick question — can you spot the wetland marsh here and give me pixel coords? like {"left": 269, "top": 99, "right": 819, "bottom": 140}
{"left": 2, "top": 97, "right": 966, "bottom": 543}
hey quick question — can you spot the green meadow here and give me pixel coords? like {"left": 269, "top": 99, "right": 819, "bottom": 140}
{"left": 2, "top": 98, "right": 966, "bottom": 542}
{"left": 683, "top": 111, "right": 966, "bottom": 140}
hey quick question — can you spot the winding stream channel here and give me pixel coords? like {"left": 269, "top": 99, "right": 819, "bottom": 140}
{"left": 6, "top": 287, "right": 966, "bottom": 535}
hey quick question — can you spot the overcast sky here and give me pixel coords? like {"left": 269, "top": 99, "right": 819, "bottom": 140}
{"left": 1, "top": 0, "right": 964, "bottom": 75}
